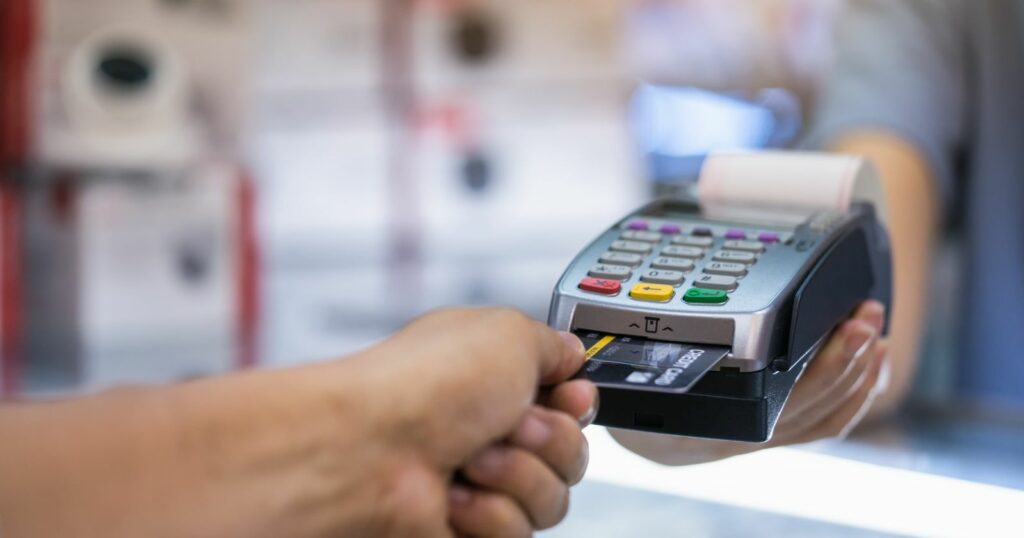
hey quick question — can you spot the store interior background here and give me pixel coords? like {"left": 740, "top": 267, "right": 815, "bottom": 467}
{"left": 1, "top": 1, "right": 1022, "bottom": 536}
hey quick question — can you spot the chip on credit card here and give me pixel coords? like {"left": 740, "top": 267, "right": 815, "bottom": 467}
{"left": 573, "top": 330, "right": 730, "bottom": 393}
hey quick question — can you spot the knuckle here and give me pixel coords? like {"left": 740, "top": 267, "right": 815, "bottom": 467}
{"left": 550, "top": 412, "right": 585, "bottom": 462}
{"left": 533, "top": 485, "right": 570, "bottom": 530}
{"left": 488, "top": 496, "right": 526, "bottom": 533}
{"left": 513, "top": 450, "right": 552, "bottom": 495}
{"left": 548, "top": 489, "right": 572, "bottom": 529}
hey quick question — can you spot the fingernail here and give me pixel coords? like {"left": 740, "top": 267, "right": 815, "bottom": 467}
{"left": 865, "top": 301, "right": 886, "bottom": 331}
{"left": 513, "top": 412, "right": 552, "bottom": 450}
{"left": 578, "top": 389, "right": 600, "bottom": 428}
{"left": 470, "top": 447, "right": 505, "bottom": 475}
{"left": 449, "top": 485, "right": 472, "bottom": 506}
{"left": 560, "top": 331, "right": 585, "bottom": 356}
{"left": 844, "top": 325, "right": 875, "bottom": 359}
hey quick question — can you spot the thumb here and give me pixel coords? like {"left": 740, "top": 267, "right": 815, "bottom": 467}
{"left": 367, "top": 308, "right": 587, "bottom": 464}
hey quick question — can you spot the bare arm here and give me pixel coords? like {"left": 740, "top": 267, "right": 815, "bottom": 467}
{"left": 0, "top": 309, "right": 595, "bottom": 537}
{"left": 830, "top": 130, "right": 941, "bottom": 417}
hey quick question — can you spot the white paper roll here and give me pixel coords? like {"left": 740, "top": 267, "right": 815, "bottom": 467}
{"left": 696, "top": 150, "right": 887, "bottom": 226}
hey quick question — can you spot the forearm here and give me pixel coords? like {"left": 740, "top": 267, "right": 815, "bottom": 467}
{"left": 830, "top": 131, "right": 940, "bottom": 417}
{"left": 0, "top": 362, "right": 384, "bottom": 537}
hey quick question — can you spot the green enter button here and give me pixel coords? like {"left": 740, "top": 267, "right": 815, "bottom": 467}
{"left": 683, "top": 288, "right": 728, "bottom": 304}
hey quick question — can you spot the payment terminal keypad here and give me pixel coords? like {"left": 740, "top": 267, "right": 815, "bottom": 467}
{"left": 577, "top": 220, "right": 790, "bottom": 304}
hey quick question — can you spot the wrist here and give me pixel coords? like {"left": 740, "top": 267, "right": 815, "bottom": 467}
{"left": 134, "top": 363, "right": 391, "bottom": 536}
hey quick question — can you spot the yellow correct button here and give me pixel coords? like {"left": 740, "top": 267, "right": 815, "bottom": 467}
{"left": 629, "top": 283, "right": 675, "bottom": 302}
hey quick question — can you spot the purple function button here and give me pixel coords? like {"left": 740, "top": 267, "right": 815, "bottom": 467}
{"left": 659, "top": 223, "right": 681, "bottom": 235}
{"left": 758, "top": 232, "right": 780, "bottom": 243}
{"left": 725, "top": 229, "right": 747, "bottom": 240}
{"left": 692, "top": 227, "right": 713, "bottom": 237}
{"left": 628, "top": 220, "right": 650, "bottom": 231}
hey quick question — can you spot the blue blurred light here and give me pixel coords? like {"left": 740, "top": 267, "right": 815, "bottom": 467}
{"left": 630, "top": 84, "right": 777, "bottom": 158}
{"left": 629, "top": 84, "right": 802, "bottom": 184}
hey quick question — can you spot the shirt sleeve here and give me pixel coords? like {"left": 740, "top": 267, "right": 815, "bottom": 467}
{"left": 800, "top": 0, "right": 969, "bottom": 205}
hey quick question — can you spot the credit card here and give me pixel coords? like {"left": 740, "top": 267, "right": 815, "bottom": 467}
{"left": 573, "top": 330, "right": 730, "bottom": 393}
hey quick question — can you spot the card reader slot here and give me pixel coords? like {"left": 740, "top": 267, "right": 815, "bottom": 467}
{"left": 571, "top": 303, "right": 734, "bottom": 347}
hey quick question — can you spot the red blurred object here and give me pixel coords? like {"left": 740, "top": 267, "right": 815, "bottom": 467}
{"left": 578, "top": 277, "right": 622, "bottom": 295}
{"left": 0, "top": 0, "right": 35, "bottom": 165}
{"left": 0, "top": 184, "right": 23, "bottom": 395}
{"left": 235, "top": 171, "right": 260, "bottom": 369}
{"left": 0, "top": 0, "right": 33, "bottom": 395}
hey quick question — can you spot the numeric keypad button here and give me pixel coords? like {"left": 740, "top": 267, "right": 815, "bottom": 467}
{"left": 599, "top": 252, "right": 643, "bottom": 267}
{"left": 610, "top": 240, "right": 653, "bottom": 255}
{"left": 703, "top": 262, "right": 748, "bottom": 277}
{"left": 662, "top": 245, "right": 704, "bottom": 259}
{"left": 712, "top": 251, "right": 757, "bottom": 264}
{"left": 588, "top": 264, "right": 633, "bottom": 280}
{"left": 723, "top": 240, "right": 766, "bottom": 253}
{"left": 640, "top": 269, "right": 685, "bottom": 286}
{"left": 672, "top": 235, "right": 714, "bottom": 248}
{"left": 694, "top": 274, "right": 739, "bottom": 292}
{"left": 621, "top": 230, "right": 663, "bottom": 243}
{"left": 651, "top": 257, "right": 695, "bottom": 272}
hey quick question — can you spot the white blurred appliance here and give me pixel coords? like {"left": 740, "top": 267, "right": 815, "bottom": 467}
{"left": 22, "top": 0, "right": 257, "bottom": 391}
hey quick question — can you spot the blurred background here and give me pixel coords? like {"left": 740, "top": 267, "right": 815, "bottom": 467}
{"left": 1, "top": 0, "right": 1021, "bottom": 536}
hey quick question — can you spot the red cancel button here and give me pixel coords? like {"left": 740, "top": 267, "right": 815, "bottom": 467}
{"left": 579, "top": 277, "right": 621, "bottom": 295}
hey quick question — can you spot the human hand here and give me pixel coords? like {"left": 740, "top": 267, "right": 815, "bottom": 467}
{"left": 314, "top": 308, "right": 597, "bottom": 537}
{"left": 0, "top": 308, "right": 596, "bottom": 538}
{"left": 611, "top": 301, "right": 890, "bottom": 466}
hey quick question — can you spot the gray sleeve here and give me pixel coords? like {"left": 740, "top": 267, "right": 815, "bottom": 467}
{"left": 801, "top": 0, "right": 968, "bottom": 203}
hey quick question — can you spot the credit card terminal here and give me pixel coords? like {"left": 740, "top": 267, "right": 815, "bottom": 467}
{"left": 548, "top": 151, "right": 892, "bottom": 442}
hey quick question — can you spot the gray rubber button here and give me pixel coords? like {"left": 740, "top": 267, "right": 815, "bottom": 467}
{"left": 650, "top": 257, "right": 695, "bottom": 272}
{"left": 641, "top": 269, "right": 686, "bottom": 286}
{"left": 588, "top": 264, "right": 633, "bottom": 280}
{"left": 723, "top": 240, "right": 766, "bottom": 253}
{"left": 599, "top": 252, "right": 643, "bottom": 267}
{"left": 672, "top": 235, "right": 714, "bottom": 248}
{"left": 621, "top": 230, "right": 663, "bottom": 243}
{"left": 661, "top": 245, "right": 704, "bottom": 259}
{"left": 703, "top": 261, "right": 748, "bottom": 277}
{"left": 610, "top": 240, "right": 653, "bottom": 255}
{"left": 694, "top": 274, "right": 738, "bottom": 292}
{"left": 712, "top": 250, "right": 757, "bottom": 264}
